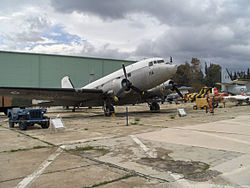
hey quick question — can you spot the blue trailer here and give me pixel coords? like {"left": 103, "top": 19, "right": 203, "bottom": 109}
{"left": 7, "top": 108, "right": 50, "bottom": 130}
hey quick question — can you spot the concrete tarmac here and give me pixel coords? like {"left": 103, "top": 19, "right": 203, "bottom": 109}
{"left": 136, "top": 115, "right": 250, "bottom": 187}
{"left": 1, "top": 104, "right": 250, "bottom": 187}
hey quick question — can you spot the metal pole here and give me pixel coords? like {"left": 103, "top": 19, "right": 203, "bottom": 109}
{"left": 126, "top": 107, "right": 128, "bottom": 126}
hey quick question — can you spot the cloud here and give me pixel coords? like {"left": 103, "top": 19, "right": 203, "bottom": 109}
{"left": 0, "top": 0, "right": 250, "bottom": 71}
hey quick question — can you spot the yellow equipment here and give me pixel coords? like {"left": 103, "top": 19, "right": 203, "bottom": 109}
{"left": 186, "top": 86, "right": 212, "bottom": 102}
{"left": 193, "top": 98, "right": 209, "bottom": 110}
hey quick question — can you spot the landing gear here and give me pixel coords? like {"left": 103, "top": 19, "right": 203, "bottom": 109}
{"left": 104, "top": 104, "right": 115, "bottom": 116}
{"left": 149, "top": 102, "right": 160, "bottom": 111}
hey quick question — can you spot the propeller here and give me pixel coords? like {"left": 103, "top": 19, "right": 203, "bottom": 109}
{"left": 168, "top": 81, "right": 183, "bottom": 98}
{"left": 172, "top": 85, "right": 183, "bottom": 98}
{"left": 114, "top": 63, "right": 144, "bottom": 102}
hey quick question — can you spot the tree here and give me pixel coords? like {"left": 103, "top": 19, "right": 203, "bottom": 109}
{"left": 232, "top": 72, "right": 237, "bottom": 80}
{"left": 205, "top": 64, "right": 221, "bottom": 87}
{"left": 190, "top": 58, "right": 204, "bottom": 91}
{"left": 172, "top": 62, "right": 192, "bottom": 87}
{"left": 205, "top": 62, "right": 208, "bottom": 76}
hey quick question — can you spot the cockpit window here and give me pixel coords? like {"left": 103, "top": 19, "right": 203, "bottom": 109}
{"left": 148, "top": 62, "right": 153, "bottom": 66}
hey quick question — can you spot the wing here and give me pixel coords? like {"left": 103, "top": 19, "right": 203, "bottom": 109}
{"left": 0, "top": 87, "right": 104, "bottom": 107}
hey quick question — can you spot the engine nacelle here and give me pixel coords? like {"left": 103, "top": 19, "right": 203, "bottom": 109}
{"left": 104, "top": 78, "right": 132, "bottom": 97}
{"left": 148, "top": 80, "right": 174, "bottom": 96}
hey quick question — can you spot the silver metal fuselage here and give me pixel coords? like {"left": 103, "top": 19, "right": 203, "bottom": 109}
{"left": 83, "top": 58, "right": 177, "bottom": 104}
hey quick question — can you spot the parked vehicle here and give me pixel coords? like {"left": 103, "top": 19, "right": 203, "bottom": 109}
{"left": 7, "top": 108, "right": 50, "bottom": 130}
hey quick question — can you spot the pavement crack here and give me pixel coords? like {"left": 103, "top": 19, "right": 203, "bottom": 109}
{"left": 83, "top": 173, "right": 134, "bottom": 188}
{"left": 0, "top": 124, "right": 55, "bottom": 147}
{"left": 84, "top": 156, "right": 170, "bottom": 183}
{"left": 0, "top": 164, "right": 100, "bottom": 184}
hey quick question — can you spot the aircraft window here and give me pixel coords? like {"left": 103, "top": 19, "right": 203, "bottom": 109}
{"left": 148, "top": 62, "right": 153, "bottom": 66}
{"left": 128, "top": 73, "right": 131, "bottom": 77}
{"left": 157, "top": 60, "right": 164, "bottom": 64}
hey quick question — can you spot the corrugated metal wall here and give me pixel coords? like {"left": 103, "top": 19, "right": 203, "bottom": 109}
{"left": 0, "top": 51, "right": 135, "bottom": 88}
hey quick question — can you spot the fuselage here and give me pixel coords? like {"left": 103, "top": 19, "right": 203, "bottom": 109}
{"left": 222, "top": 85, "right": 247, "bottom": 95}
{"left": 83, "top": 58, "right": 177, "bottom": 99}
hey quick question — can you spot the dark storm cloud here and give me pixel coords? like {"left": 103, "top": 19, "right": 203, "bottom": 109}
{"left": 50, "top": 0, "right": 250, "bottom": 70}
{"left": 50, "top": 0, "right": 250, "bottom": 26}
{"left": 2, "top": 0, "right": 249, "bottom": 70}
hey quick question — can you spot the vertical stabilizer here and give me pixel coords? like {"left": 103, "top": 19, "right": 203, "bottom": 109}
{"left": 61, "top": 76, "right": 74, "bottom": 88}
{"left": 222, "top": 69, "right": 232, "bottom": 83}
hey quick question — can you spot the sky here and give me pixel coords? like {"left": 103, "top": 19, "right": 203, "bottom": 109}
{"left": 0, "top": 0, "right": 250, "bottom": 71}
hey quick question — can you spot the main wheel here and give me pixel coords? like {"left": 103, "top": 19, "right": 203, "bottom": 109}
{"left": 150, "top": 102, "right": 160, "bottom": 111}
{"left": 104, "top": 104, "right": 115, "bottom": 116}
{"left": 41, "top": 121, "right": 50, "bottom": 129}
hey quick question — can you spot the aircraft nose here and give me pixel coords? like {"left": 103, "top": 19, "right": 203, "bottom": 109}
{"left": 169, "top": 63, "right": 177, "bottom": 73}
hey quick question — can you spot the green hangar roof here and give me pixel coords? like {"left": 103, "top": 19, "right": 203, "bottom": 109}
{"left": 0, "top": 51, "right": 136, "bottom": 88}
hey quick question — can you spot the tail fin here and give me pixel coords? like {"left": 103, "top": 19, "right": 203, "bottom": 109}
{"left": 61, "top": 76, "right": 74, "bottom": 88}
{"left": 222, "top": 69, "right": 232, "bottom": 84}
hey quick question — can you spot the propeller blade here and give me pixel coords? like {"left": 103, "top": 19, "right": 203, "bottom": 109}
{"left": 173, "top": 86, "right": 183, "bottom": 98}
{"left": 131, "top": 85, "right": 144, "bottom": 95}
{"left": 122, "top": 63, "right": 128, "bottom": 79}
{"left": 115, "top": 87, "right": 126, "bottom": 101}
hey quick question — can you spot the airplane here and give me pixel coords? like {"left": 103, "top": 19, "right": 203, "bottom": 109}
{"left": 216, "top": 69, "right": 250, "bottom": 105}
{"left": 217, "top": 69, "right": 247, "bottom": 95}
{"left": 0, "top": 57, "right": 180, "bottom": 116}
{"left": 223, "top": 94, "right": 250, "bottom": 105}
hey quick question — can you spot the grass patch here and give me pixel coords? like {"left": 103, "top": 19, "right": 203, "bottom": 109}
{"left": 134, "top": 118, "right": 140, "bottom": 122}
{"left": 131, "top": 118, "right": 140, "bottom": 125}
{"left": 10, "top": 148, "right": 29, "bottom": 152}
{"left": 170, "top": 114, "right": 176, "bottom": 119}
{"left": 32, "top": 145, "right": 48, "bottom": 149}
{"left": 130, "top": 121, "right": 138, "bottom": 125}
{"left": 84, "top": 128, "right": 88, "bottom": 130}
{"left": 8, "top": 145, "right": 49, "bottom": 153}
{"left": 84, "top": 173, "right": 134, "bottom": 188}
{"left": 74, "top": 146, "right": 94, "bottom": 151}
{"left": 203, "top": 163, "right": 210, "bottom": 171}
{"left": 68, "top": 146, "right": 108, "bottom": 155}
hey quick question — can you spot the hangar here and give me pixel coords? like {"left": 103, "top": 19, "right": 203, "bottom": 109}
{"left": 0, "top": 51, "right": 135, "bottom": 88}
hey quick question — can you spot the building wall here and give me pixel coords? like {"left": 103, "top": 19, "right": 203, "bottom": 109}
{"left": 0, "top": 51, "right": 135, "bottom": 88}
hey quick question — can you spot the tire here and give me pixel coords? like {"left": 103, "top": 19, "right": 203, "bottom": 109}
{"left": 150, "top": 102, "right": 160, "bottom": 111}
{"left": 19, "top": 121, "right": 27, "bottom": 130}
{"left": 9, "top": 119, "right": 14, "bottom": 128}
{"left": 193, "top": 105, "right": 198, "bottom": 110}
{"left": 104, "top": 105, "right": 115, "bottom": 116}
{"left": 41, "top": 121, "right": 50, "bottom": 129}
